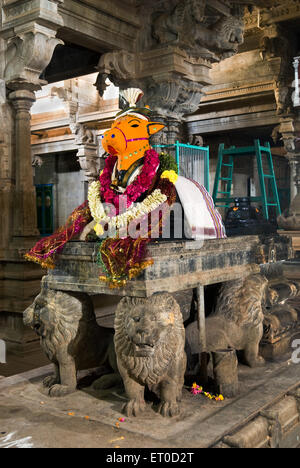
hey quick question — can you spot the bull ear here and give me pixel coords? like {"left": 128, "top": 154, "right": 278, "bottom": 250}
{"left": 147, "top": 122, "right": 165, "bottom": 136}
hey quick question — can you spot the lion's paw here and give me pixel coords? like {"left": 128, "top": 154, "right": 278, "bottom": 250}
{"left": 122, "top": 399, "right": 146, "bottom": 417}
{"left": 158, "top": 401, "right": 180, "bottom": 418}
{"left": 43, "top": 375, "right": 60, "bottom": 388}
{"left": 48, "top": 384, "right": 76, "bottom": 398}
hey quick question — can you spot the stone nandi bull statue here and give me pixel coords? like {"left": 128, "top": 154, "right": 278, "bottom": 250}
{"left": 24, "top": 88, "right": 226, "bottom": 416}
{"left": 25, "top": 87, "right": 225, "bottom": 286}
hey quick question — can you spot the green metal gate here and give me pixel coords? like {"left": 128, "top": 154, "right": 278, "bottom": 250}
{"left": 212, "top": 140, "right": 281, "bottom": 220}
{"left": 153, "top": 141, "right": 210, "bottom": 191}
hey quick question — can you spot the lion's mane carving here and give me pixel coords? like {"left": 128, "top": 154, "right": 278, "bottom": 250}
{"left": 185, "top": 274, "right": 268, "bottom": 398}
{"left": 211, "top": 16, "right": 244, "bottom": 55}
{"left": 114, "top": 293, "right": 186, "bottom": 417}
{"left": 213, "top": 274, "right": 267, "bottom": 329}
{"left": 24, "top": 285, "right": 120, "bottom": 397}
{"left": 153, "top": 1, "right": 245, "bottom": 61}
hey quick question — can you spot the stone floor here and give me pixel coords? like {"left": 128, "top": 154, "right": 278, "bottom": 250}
{"left": 0, "top": 356, "right": 300, "bottom": 448}
{"left": 1, "top": 267, "right": 300, "bottom": 448}
{"left": 0, "top": 348, "right": 49, "bottom": 378}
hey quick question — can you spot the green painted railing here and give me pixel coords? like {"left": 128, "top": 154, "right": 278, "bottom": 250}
{"left": 153, "top": 141, "right": 210, "bottom": 192}
{"left": 212, "top": 140, "right": 281, "bottom": 220}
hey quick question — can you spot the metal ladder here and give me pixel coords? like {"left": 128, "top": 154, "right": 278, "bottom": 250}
{"left": 212, "top": 139, "right": 281, "bottom": 220}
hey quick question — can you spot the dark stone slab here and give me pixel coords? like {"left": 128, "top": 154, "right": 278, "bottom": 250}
{"left": 44, "top": 234, "right": 293, "bottom": 297}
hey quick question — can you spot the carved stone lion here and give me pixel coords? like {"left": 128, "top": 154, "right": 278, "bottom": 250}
{"left": 209, "top": 16, "right": 245, "bottom": 59}
{"left": 24, "top": 286, "right": 120, "bottom": 397}
{"left": 153, "top": 1, "right": 244, "bottom": 61}
{"left": 186, "top": 274, "right": 268, "bottom": 397}
{"left": 114, "top": 293, "right": 186, "bottom": 417}
{"left": 187, "top": 274, "right": 268, "bottom": 369}
{"left": 209, "top": 274, "right": 268, "bottom": 365}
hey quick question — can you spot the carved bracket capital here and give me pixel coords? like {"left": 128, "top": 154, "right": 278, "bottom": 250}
{"left": 139, "top": 77, "right": 205, "bottom": 120}
{"left": 278, "top": 117, "right": 300, "bottom": 158}
{"left": 95, "top": 50, "right": 136, "bottom": 96}
{"left": 4, "top": 27, "right": 63, "bottom": 89}
{"left": 95, "top": 47, "right": 207, "bottom": 120}
{"left": 8, "top": 88, "right": 36, "bottom": 112}
{"left": 51, "top": 79, "right": 80, "bottom": 123}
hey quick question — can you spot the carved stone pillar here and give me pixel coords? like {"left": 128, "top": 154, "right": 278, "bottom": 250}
{"left": 290, "top": 157, "right": 300, "bottom": 211}
{"left": 0, "top": 0, "right": 63, "bottom": 242}
{"left": 260, "top": 25, "right": 296, "bottom": 116}
{"left": 277, "top": 116, "right": 300, "bottom": 230}
{"left": 289, "top": 159, "right": 298, "bottom": 202}
{"left": 51, "top": 82, "right": 102, "bottom": 184}
{"left": 293, "top": 57, "right": 300, "bottom": 107}
{"left": 9, "top": 87, "right": 40, "bottom": 237}
{"left": 0, "top": 0, "right": 64, "bottom": 350}
{"left": 0, "top": 76, "right": 14, "bottom": 253}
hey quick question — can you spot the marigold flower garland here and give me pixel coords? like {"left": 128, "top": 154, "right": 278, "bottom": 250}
{"left": 90, "top": 151, "right": 178, "bottom": 287}
{"left": 161, "top": 170, "right": 178, "bottom": 185}
{"left": 24, "top": 149, "right": 179, "bottom": 287}
{"left": 24, "top": 201, "right": 92, "bottom": 269}
{"left": 88, "top": 181, "right": 168, "bottom": 234}
{"left": 95, "top": 178, "right": 176, "bottom": 287}
{"left": 99, "top": 149, "right": 160, "bottom": 212}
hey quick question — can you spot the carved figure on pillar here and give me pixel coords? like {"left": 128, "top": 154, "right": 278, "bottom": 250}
{"left": 260, "top": 26, "right": 296, "bottom": 116}
{"left": 52, "top": 83, "right": 102, "bottom": 184}
{"left": 71, "top": 122, "right": 101, "bottom": 184}
{"left": 95, "top": 2, "right": 249, "bottom": 143}
{"left": 153, "top": 0, "right": 245, "bottom": 62}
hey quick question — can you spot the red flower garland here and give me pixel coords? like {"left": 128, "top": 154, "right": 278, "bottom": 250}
{"left": 99, "top": 149, "right": 160, "bottom": 215}
{"left": 98, "top": 178, "right": 177, "bottom": 288}
{"left": 24, "top": 201, "right": 92, "bottom": 269}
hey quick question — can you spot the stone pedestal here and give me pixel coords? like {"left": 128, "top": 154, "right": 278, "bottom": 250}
{"left": 212, "top": 349, "right": 239, "bottom": 398}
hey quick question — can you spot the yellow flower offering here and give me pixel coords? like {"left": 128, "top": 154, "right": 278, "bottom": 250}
{"left": 161, "top": 170, "right": 178, "bottom": 185}
{"left": 94, "top": 223, "right": 104, "bottom": 237}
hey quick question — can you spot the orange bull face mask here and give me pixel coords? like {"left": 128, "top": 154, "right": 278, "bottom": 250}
{"left": 102, "top": 115, "right": 165, "bottom": 172}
